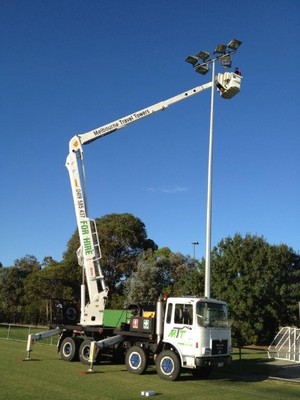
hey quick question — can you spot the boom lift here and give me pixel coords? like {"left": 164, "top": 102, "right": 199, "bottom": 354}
{"left": 65, "top": 80, "right": 213, "bottom": 327}
{"left": 25, "top": 72, "right": 241, "bottom": 379}
{"left": 65, "top": 72, "right": 242, "bottom": 327}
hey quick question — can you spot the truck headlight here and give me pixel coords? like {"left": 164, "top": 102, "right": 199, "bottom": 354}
{"left": 202, "top": 347, "right": 211, "bottom": 356}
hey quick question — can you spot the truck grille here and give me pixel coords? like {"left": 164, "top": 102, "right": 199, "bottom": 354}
{"left": 212, "top": 339, "right": 228, "bottom": 355}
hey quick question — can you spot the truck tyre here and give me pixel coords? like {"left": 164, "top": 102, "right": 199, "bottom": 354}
{"left": 79, "top": 339, "right": 101, "bottom": 365}
{"left": 156, "top": 350, "right": 181, "bottom": 381}
{"left": 60, "top": 337, "right": 79, "bottom": 362}
{"left": 125, "top": 346, "right": 148, "bottom": 375}
{"left": 79, "top": 339, "right": 91, "bottom": 365}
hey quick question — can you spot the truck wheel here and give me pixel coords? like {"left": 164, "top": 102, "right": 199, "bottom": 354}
{"left": 125, "top": 346, "right": 148, "bottom": 375}
{"left": 60, "top": 337, "right": 79, "bottom": 362}
{"left": 79, "top": 339, "right": 91, "bottom": 365}
{"left": 79, "top": 339, "right": 101, "bottom": 365}
{"left": 156, "top": 350, "right": 181, "bottom": 381}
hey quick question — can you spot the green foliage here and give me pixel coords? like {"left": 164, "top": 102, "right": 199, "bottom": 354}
{"left": 124, "top": 248, "right": 202, "bottom": 305}
{"left": 96, "top": 213, "right": 157, "bottom": 295}
{"left": 52, "top": 213, "right": 157, "bottom": 307}
{"left": 23, "top": 258, "right": 79, "bottom": 324}
{"left": 173, "top": 266, "right": 204, "bottom": 297}
{"left": 0, "top": 255, "right": 41, "bottom": 323}
{"left": 210, "top": 233, "right": 300, "bottom": 345}
{"left": 63, "top": 213, "right": 157, "bottom": 274}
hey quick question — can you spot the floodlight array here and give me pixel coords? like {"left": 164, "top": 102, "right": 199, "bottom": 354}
{"left": 185, "top": 38, "right": 242, "bottom": 75}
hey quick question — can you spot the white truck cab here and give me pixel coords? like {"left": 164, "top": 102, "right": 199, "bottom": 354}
{"left": 163, "top": 297, "right": 231, "bottom": 368}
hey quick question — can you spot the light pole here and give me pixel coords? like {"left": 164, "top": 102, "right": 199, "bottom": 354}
{"left": 192, "top": 241, "right": 199, "bottom": 259}
{"left": 205, "top": 58, "right": 215, "bottom": 299}
{"left": 185, "top": 39, "right": 242, "bottom": 298}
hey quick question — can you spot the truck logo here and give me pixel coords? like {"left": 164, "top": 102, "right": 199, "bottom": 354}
{"left": 168, "top": 326, "right": 191, "bottom": 339}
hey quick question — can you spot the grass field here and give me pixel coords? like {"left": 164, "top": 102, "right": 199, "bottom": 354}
{"left": 0, "top": 339, "right": 299, "bottom": 400}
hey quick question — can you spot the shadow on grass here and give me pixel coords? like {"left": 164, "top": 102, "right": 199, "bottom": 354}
{"left": 210, "top": 358, "right": 275, "bottom": 382}
{"left": 176, "top": 357, "right": 298, "bottom": 383}
{"left": 191, "top": 358, "right": 300, "bottom": 383}
{"left": 132, "top": 360, "right": 274, "bottom": 383}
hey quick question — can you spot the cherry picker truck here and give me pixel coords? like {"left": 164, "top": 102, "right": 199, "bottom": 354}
{"left": 25, "top": 69, "right": 242, "bottom": 380}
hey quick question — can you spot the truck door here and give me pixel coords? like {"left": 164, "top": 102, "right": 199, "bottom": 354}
{"left": 164, "top": 302, "right": 195, "bottom": 358}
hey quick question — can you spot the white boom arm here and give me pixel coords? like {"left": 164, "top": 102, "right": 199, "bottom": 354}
{"left": 66, "top": 75, "right": 240, "bottom": 326}
{"left": 75, "top": 81, "right": 212, "bottom": 146}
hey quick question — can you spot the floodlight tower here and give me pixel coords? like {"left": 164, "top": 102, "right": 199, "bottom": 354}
{"left": 185, "top": 39, "right": 242, "bottom": 298}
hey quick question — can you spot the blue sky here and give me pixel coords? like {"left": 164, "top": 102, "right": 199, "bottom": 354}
{"left": 1, "top": 0, "right": 299, "bottom": 267}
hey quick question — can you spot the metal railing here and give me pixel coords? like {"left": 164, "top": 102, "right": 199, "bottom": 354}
{"left": 268, "top": 327, "right": 300, "bottom": 363}
{"left": 0, "top": 323, "right": 58, "bottom": 346}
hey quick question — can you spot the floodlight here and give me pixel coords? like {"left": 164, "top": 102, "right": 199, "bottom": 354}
{"left": 194, "top": 63, "right": 210, "bottom": 75}
{"left": 227, "top": 39, "right": 242, "bottom": 50}
{"left": 185, "top": 55, "right": 199, "bottom": 65}
{"left": 196, "top": 50, "right": 210, "bottom": 61}
{"left": 220, "top": 54, "right": 232, "bottom": 68}
{"left": 214, "top": 44, "right": 227, "bottom": 54}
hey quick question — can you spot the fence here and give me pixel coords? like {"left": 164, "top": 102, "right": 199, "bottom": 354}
{"left": 268, "top": 326, "right": 300, "bottom": 363}
{"left": 0, "top": 323, "right": 58, "bottom": 346}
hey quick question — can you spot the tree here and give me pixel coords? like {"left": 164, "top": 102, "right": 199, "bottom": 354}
{"left": 23, "top": 258, "right": 76, "bottom": 325}
{"left": 124, "top": 248, "right": 202, "bottom": 305}
{"left": 62, "top": 213, "right": 157, "bottom": 305}
{"left": 98, "top": 213, "right": 157, "bottom": 291}
{"left": 0, "top": 255, "right": 41, "bottom": 323}
{"left": 210, "top": 234, "right": 300, "bottom": 345}
{"left": 172, "top": 265, "right": 204, "bottom": 298}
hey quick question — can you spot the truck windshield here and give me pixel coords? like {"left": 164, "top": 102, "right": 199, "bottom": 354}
{"left": 196, "top": 301, "right": 230, "bottom": 328}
